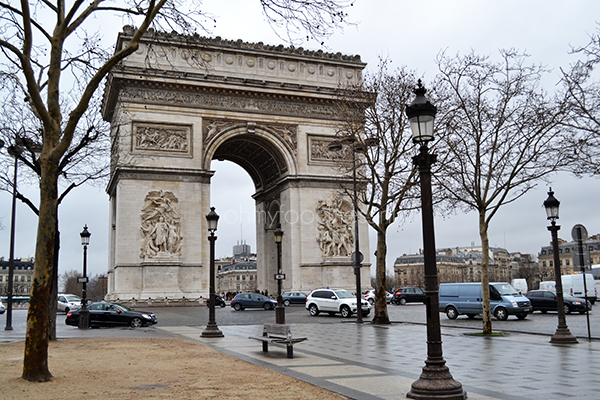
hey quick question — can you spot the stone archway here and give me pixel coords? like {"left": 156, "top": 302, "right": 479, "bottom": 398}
{"left": 102, "top": 29, "right": 371, "bottom": 301}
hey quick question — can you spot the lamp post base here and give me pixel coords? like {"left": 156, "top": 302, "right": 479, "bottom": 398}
{"left": 550, "top": 327, "right": 578, "bottom": 344}
{"left": 275, "top": 305, "right": 285, "bottom": 324}
{"left": 78, "top": 309, "right": 90, "bottom": 330}
{"left": 201, "top": 323, "right": 224, "bottom": 338}
{"left": 407, "top": 358, "right": 467, "bottom": 400}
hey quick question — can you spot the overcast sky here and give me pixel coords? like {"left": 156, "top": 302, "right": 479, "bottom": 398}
{"left": 1, "top": 0, "right": 600, "bottom": 279}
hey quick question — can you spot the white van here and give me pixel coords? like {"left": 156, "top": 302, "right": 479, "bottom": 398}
{"left": 539, "top": 281, "right": 556, "bottom": 291}
{"left": 511, "top": 279, "right": 528, "bottom": 294}
{"left": 561, "top": 274, "right": 597, "bottom": 305}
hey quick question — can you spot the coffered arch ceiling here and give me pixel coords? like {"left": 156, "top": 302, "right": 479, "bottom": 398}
{"left": 211, "top": 133, "right": 290, "bottom": 191}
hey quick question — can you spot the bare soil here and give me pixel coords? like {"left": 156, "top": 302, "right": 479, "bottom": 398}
{"left": 0, "top": 338, "right": 350, "bottom": 400}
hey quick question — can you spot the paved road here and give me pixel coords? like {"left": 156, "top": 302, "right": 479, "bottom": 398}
{"left": 1, "top": 301, "right": 597, "bottom": 342}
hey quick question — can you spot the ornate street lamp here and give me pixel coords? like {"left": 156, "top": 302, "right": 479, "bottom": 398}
{"left": 78, "top": 225, "right": 91, "bottom": 329}
{"left": 274, "top": 224, "right": 285, "bottom": 324}
{"left": 406, "top": 80, "right": 466, "bottom": 400}
{"left": 328, "top": 136, "right": 365, "bottom": 323}
{"left": 544, "top": 189, "right": 578, "bottom": 344}
{"left": 201, "top": 207, "right": 224, "bottom": 338}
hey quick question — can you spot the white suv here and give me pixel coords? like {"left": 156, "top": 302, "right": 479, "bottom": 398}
{"left": 305, "top": 288, "right": 371, "bottom": 318}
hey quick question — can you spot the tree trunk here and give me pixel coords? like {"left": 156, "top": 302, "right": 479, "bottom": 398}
{"left": 22, "top": 158, "right": 58, "bottom": 381}
{"left": 479, "top": 211, "right": 492, "bottom": 334}
{"left": 48, "top": 223, "right": 60, "bottom": 340}
{"left": 371, "top": 231, "right": 390, "bottom": 324}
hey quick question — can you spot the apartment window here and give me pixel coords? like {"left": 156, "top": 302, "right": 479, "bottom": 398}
{"left": 236, "top": 275, "right": 240, "bottom": 280}
{"left": 242, "top": 275, "right": 246, "bottom": 280}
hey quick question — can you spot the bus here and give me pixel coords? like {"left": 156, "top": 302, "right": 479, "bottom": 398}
{"left": 0, "top": 296, "right": 30, "bottom": 307}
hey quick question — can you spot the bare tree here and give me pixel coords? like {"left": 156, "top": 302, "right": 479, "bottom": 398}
{"left": 333, "top": 60, "right": 422, "bottom": 324}
{"left": 434, "top": 49, "right": 571, "bottom": 334}
{"left": 0, "top": 0, "right": 354, "bottom": 382}
{"left": 560, "top": 26, "right": 600, "bottom": 174}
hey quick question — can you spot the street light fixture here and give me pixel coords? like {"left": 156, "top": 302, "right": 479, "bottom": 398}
{"left": 274, "top": 224, "right": 285, "bottom": 324}
{"left": 78, "top": 225, "right": 91, "bottom": 329}
{"left": 201, "top": 207, "right": 224, "bottom": 338}
{"left": 328, "top": 136, "right": 365, "bottom": 323}
{"left": 405, "top": 80, "right": 466, "bottom": 400}
{"left": 544, "top": 189, "right": 578, "bottom": 344}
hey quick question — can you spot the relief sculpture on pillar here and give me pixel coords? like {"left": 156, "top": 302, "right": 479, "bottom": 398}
{"left": 316, "top": 193, "right": 354, "bottom": 257}
{"left": 140, "top": 190, "right": 183, "bottom": 259}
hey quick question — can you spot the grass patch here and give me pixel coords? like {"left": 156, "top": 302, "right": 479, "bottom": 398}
{"left": 463, "top": 331, "right": 510, "bottom": 337}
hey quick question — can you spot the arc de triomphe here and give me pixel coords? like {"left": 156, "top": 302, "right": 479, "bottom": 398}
{"left": 102, "top": 27, "right": 371, "bottom": 301}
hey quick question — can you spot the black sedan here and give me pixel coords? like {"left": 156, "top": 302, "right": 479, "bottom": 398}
{"left": 526, "top": 290, "right": 590, "bottom": 314}
{"left": 205, "top": 295, "right": 227, "bottom": 308}
{"left": 281, "top": 291, "right": 308, "bottom": 306}
{"left": 230, "top": 293, "right": 277, "bottom": 311}
{"left": 66, "top": 302, "right": 157, "bottom": 328}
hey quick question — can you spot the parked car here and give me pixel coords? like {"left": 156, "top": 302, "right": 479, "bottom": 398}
{"left": 205, "top": 295, "right": 226, "bottom": 308}
{"left": 230, "top": 293, "right": 277, "bottom": 311}
{"left": 0, "top": 302, "right": 5, "bottom": 314}
{"left": 392, "top": 287, "right": 426, "bottom": 305}
{"left": 363, "top": 289, "right": 393, "bottom": 305}
{"left": 281, "top": 291, "right": 308, "bottom": 306}
{"left": 305, "top": 288, "right": 371, "bottom": 318}
{"left": 65, "top": 302, "right": 157, "bottom": 328}
{"left": 526, "top": 290, "right": 590, "bottom": 314}
{"left": 57, "top": 293, "right": 82, "bottom": 313}
{"left": 439, "top": 282, "right": 532, "bottom": 320}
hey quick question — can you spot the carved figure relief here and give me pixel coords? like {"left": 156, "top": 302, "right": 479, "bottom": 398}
{"left": 316, "top": 193, "right": 354, "bottom": 257}
{"left": 140, "top": 190, "right": 182, "bottom": 259}
{"left": 123, "top": 87, "right": 338, "bottom": 119}
{"left": 203, "top": 119, "right": 235, "bottom": 145}
{"left": 133, "top": 123, "right": 190, "bottom": 154}
{"left": 310, "top": 137, "right": 352, "bottom": 162}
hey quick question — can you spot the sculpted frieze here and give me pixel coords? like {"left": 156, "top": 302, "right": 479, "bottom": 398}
{"left": 316, "top": 193, "right": 354, "bottom": 258}
{"left": 121, "top": 87, "right": 338, "bottom": 119}
{"left": 310, "top": 137, "right": 352, "bottom": 162}
{"left": 140, "top": 190, "right": 182, "bottom": 259}
{"left": 133, "top": 123, "right": 191, "bottom": 155}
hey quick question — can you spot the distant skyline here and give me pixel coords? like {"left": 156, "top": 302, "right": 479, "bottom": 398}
{"left": 1, "top": 1, "right": 600, "bottom": 279}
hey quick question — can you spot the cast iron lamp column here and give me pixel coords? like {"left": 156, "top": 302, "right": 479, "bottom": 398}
{"left": 201, "top": 207, "right": 224, "bottom": 338}
{"left": 406, "top": 80, "right": 466, "bottom": 400}
{"left": 78, "top": 225, "right": 91, "bottom": 329}
{"left": 274, "top": 224, "right": 285, "bottom": 324}
{"left": 544, "top": 189, "right": 578, "bottom": 344}
{"left": 1, "top": 140, "right": 21, "bottom": 331}
{"left": 328, "top": 137, "right": 365, "bottom": 323}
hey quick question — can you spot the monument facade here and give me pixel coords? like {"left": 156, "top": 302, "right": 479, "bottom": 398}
{"left": 102, "top": 27, "right": 371, "bottom": 300}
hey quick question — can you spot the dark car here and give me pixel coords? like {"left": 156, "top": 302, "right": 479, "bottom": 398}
{"left": 205, "top": 295, "right": 226, "bottom": 308}
{"left": 392, "top": 287, "right": 426, "bottom": 305}
{"left": 281, "top": 291, "right": 308, "bottom": 306}
{"left": 65, "top": 302, "right": 157, "bottom": 328}
{"left": 526, "top": 290, "right": 590, "bottom": 314}
{"left": 231, "top": 293, "right": 277, "bottom": 311}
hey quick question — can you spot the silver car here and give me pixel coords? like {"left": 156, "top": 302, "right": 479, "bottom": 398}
{"left": 57, "top": 294, "right": 82, "bottom": 313}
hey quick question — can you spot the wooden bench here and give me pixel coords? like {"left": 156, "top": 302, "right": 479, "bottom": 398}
{"left": 249, "top": 323, "right": 307, "bottom": 359}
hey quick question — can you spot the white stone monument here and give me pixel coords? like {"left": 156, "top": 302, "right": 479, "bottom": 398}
{"left": 102, "top": 27, "right": 371, "bottom": 301}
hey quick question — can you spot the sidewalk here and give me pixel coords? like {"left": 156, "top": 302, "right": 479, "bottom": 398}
{"left": 163, "top": 322, "right": 600, "bottom": 400}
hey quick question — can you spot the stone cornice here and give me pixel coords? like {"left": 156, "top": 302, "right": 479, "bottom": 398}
{"left": 118, "top": 26, "right": 365, "bottom": 64}
{"left": 106, "top": 165, "right": 214, "bottom": 195}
